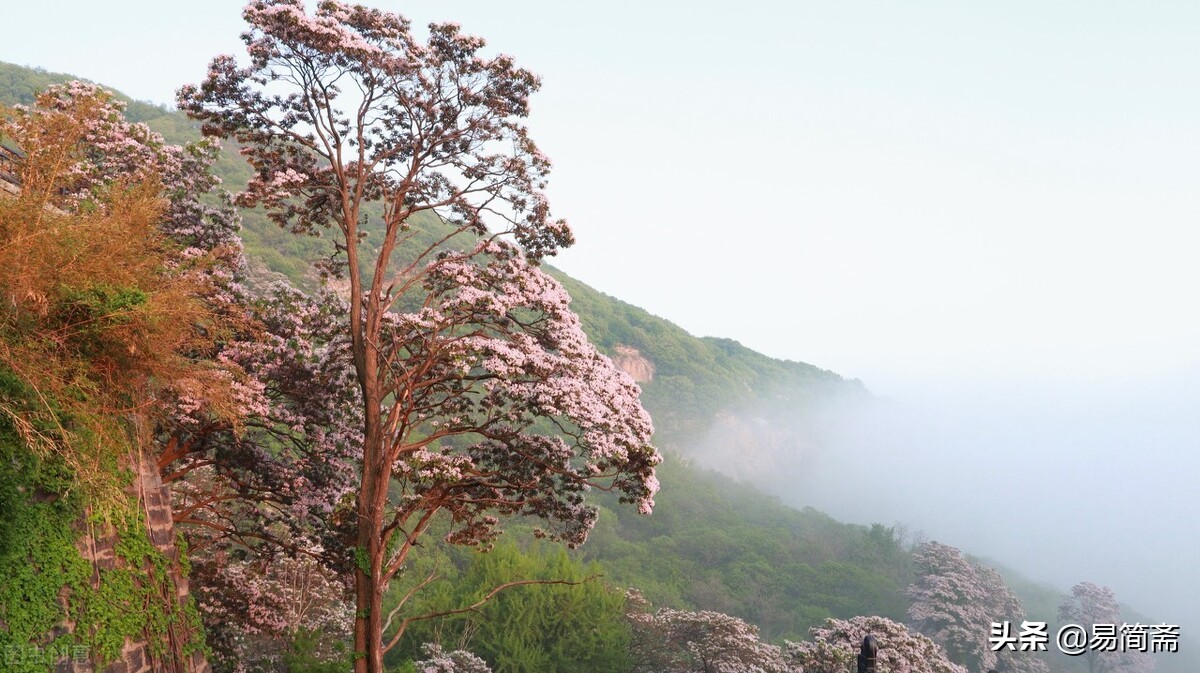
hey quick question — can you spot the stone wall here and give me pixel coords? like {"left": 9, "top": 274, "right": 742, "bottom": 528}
{"left": 62, "top": 449, "right": 210, "bottom": 673}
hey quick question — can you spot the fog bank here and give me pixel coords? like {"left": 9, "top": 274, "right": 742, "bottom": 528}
{"left": 710, "top": 366, "right": 1200, "bottom": 651}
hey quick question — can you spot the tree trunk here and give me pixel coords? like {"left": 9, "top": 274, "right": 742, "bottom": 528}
{"left": 352, "top": 517, "right": 386, "bottom": 673}
{"left": 352, "top": 289, "right": 390, "bottom": 673}
{"left": 353, "top": 437, "right": 386, "bottom": 673}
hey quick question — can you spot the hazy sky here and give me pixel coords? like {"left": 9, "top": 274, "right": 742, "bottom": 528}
{"left": 6, "top": 0, "right": 1198, "bottom": 647}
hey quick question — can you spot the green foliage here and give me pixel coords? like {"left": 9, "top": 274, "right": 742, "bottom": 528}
{"left": 75, "top": 513, "right": 176, "bottom": 662}
{"left": 58, "top": 283, "right": 148, "bottom": 318}
{"left": 0, "top": 61, "right": 177, "bottom": 137}
{"left": 0, "top": 62, "right": 78, "bottom": 108}
{"left": 55, "top": 283, "right": 150, "bottom": 356}
{"left": 283, "top": 629, "right": 353, "bottom": 673}
{"left": 0, "top": 424, "right": 91, "bottom": 672}
{"left": 356, "top": 546, "right": 373, "bottom": 576}
{"left": 581, "top": 455, "right": 913, "bottom": 642}
{"left": 0, "top": 383, "right": 205, "bottom": 669}
{"left": 375, "top": 488, "right": 912, "bottom": 668}
{"left": 387, "top": 542, "right": 631, "bottom": 673}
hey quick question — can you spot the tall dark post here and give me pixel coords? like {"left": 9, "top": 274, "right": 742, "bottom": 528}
{"left": 858, "top": 634, "right": 878, "bottom": 673}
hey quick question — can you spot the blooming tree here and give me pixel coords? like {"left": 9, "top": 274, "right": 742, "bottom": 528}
{"left": 6, "top": 81, "right": 364, "bottom": 668}
{"left": 412, "top": 644, "right": 494, "bottom": 673}
{"left": 785, "top": 615, "right": 967, "bottom": 673}
{"left": 907, "top": 542, "right": 1046, "bottom": 673}
{"left": 626, "top": 593, "right": 788, "bottom": 673}
{"left": 1058, "top": 583, "right": 1155, "bottom": 673}
{"left": 4, "top": 81, "right": 241, "bottom": 255}
{"left": 168, "top": 285, "right": 364, "bottom": 671}
{"left": 981, "top": 565, "right": 1050, "bottom": 673}
{"left": 179, "top": 2, "right": 661, "bottom": 670}
{"left": 163, "top": 283, "right": 361, "bottom": 561}
{"left": 192, "top": 552, "right": 354, "bottom": 673}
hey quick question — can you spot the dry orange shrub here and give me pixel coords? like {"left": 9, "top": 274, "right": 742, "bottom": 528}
{"left": 0, "top": 98, "right": 240, "bottom": 509}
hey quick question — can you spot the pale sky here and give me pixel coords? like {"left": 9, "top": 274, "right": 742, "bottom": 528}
{"left": 6, "top": 0, "right": 1200, "bottom": 646}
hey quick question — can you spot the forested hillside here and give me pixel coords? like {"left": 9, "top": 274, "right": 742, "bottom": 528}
{"left": 2, "top": 56, "right": 1183, "bottom": 673}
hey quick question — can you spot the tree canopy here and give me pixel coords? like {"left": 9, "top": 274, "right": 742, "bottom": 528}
{"left": 178, "top": 2, "right": 660, "bottom": 669}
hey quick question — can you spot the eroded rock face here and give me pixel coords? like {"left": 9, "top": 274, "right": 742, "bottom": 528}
{"left": 612, "top": 344, "right": 655, "bottom": 383}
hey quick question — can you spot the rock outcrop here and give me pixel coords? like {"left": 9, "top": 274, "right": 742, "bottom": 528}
{"left": 612, "top": 344, "right": 655, "bottom": 383}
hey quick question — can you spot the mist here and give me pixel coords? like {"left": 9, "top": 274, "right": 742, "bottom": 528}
{"left": 694, "top": 365, "right": 1200, "bottom": 656}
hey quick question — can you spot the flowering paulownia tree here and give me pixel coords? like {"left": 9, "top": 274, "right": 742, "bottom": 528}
{"left": 169, "top": 284, "right": 364, "bottom": 671}
{"left": 412, "top": 644, "right": 494, "bottom": 673}
{"left": 626, "top": 593, "right": 788, "bottom": 673}
{"left": 164, "top": 283, "right": 361, "bottom": 558}
{"left": 784, "top": 615, "right": 967, "bottom": 673}
{"left": 1058, "top": 583, "right": 1154, "bottom": 673}
{"left": 193, "top": 552, "right": 354, "bottom": 672}
{"left": 907, "top": 541, "right": 1048, "bottom": 673}
{"left": 179, "top": 2, "right": 661, "bottom": 670}
{"left": 5, "top": 80, "right": 242, "bottom": 257}
{"left": 907, "top": 541, "right": 1001, "bottom": 669}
